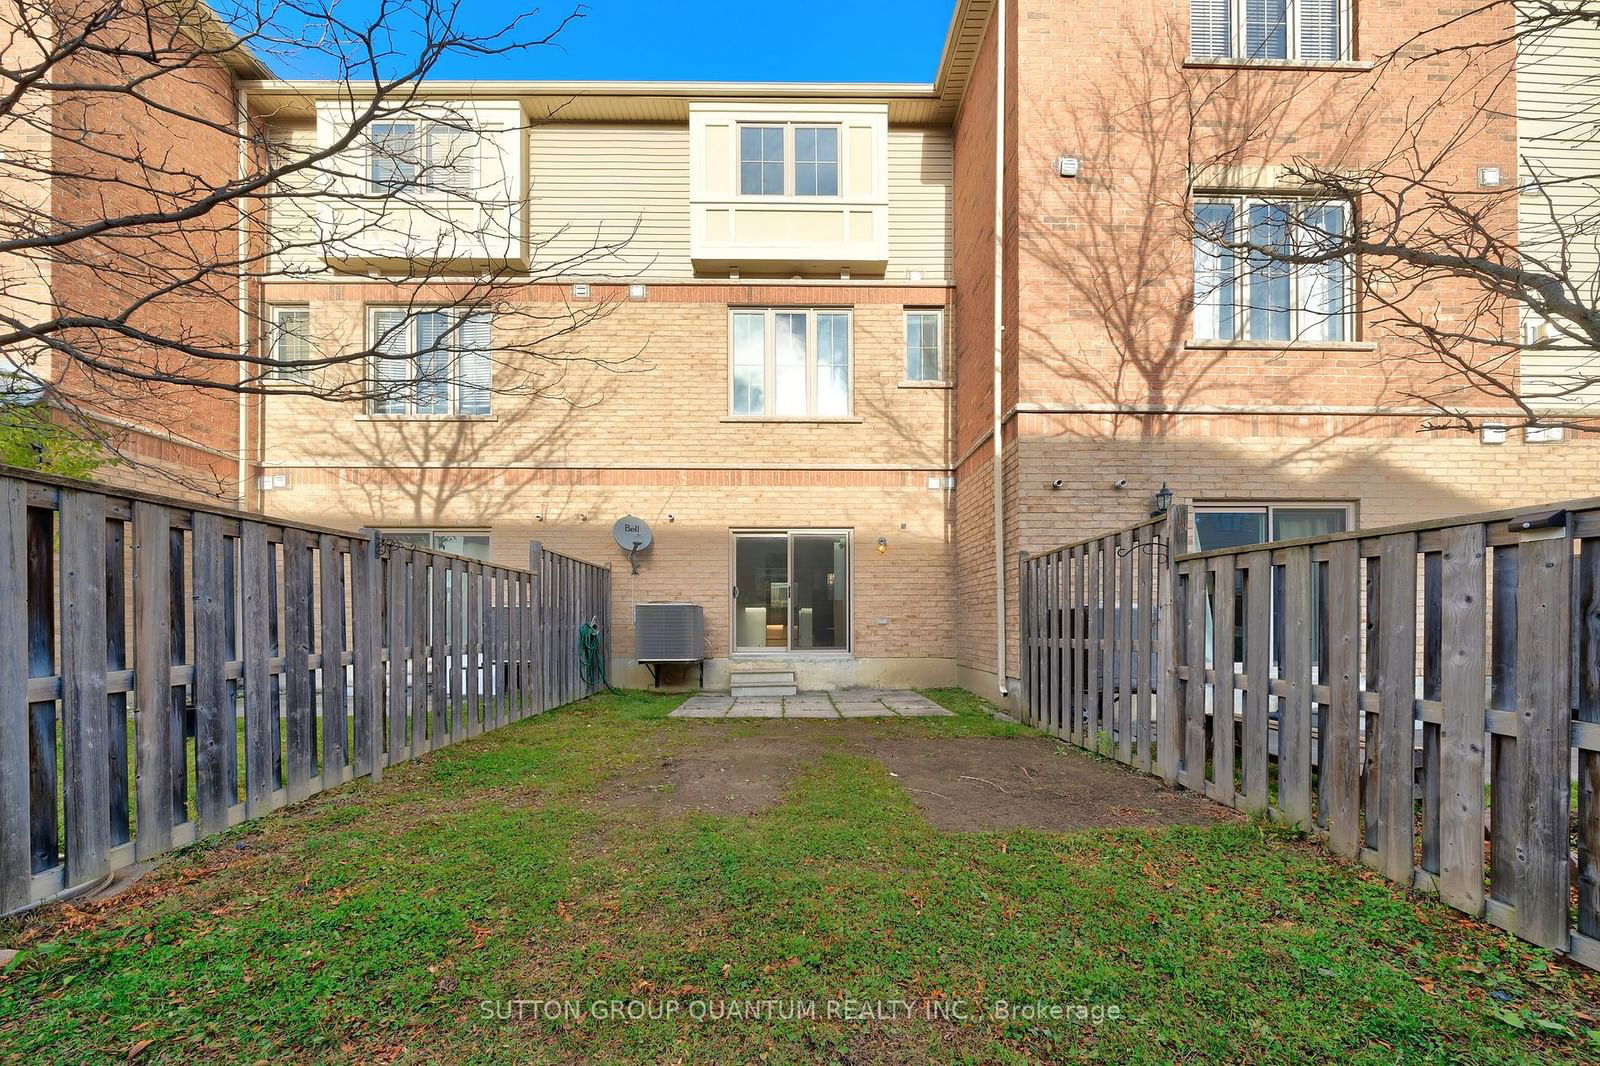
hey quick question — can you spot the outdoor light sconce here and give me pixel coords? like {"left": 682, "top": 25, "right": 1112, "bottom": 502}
{"left": 1152, "top": 483, "right": 1174, "bottom": 517}
{"left": 876, "top": 536, "right": 888, "bottom": 554}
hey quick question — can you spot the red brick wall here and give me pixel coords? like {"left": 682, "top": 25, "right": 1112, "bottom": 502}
{"left": 45, "top": 0, "right": 244, "bottom": 499}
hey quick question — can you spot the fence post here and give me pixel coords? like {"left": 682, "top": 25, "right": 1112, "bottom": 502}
{"left": 529, "top": 541, "right": 543, "bottom": 712}
{"left": 354, "top": 530, "right": 381, "bottom": 782}
{"left": 603, "top": 563, "right": 613, "bottom": 694}
{"left": 1156, "top": 504, "right": 1188, "bottom": 786}
{"left": 0, "top": 478, "right": 31, "bottom": 911}
{"left": 1018, "top": 550, "right": 1031, "bottom": 724}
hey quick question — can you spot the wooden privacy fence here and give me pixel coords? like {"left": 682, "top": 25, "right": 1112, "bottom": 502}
{"left": 1020, "top": 498, "right": 1600, "bottom": 971}
{"left": 0, "top": 469, "right": 610, "bottom": 916}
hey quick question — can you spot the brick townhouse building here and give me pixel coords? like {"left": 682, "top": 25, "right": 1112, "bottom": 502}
{"left": 7, "top": 0, "right": 1599, "bottom": 703}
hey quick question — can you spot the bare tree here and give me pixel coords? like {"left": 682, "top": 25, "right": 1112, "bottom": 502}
{"left": 0, "top": 0, "right": 643, "bottom": 484}
{"left": 1184, "top": 0, "right": 1600, "bottom": 432}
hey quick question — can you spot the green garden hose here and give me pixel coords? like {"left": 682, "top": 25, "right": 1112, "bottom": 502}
{"left": 578, "top": 617, "right": 610, "bottom": 690}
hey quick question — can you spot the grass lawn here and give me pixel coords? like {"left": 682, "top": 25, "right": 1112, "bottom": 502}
{"left": 1, "top": 688, "right": 1596, "bottom": 1064}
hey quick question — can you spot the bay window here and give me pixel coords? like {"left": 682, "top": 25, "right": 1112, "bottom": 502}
{"left": 730, "top": 308, "right": 853, "bottom": 417}
{"left": 370, "top": 307, "right": 493, "bottom": 416}
{"left": 1192, "top": 196, "right": 1350, "bottom": 343}
{"left": 368, "top": 121, "right": 477, "bottom": 194}
{"left": 1190, "top": 0, "right": 1347, "bottom": 62}
{"left": 738, "top": 124, "right": 840, "bottom": 197}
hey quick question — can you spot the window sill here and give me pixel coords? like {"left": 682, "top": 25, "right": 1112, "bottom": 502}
{"left": 897, "top": 379, "right": 952, "bottom": 390}
{"left": 1183, "top": 56, "right": 1373, "bottom": 72}
{"left": 1184, "top": 339, "right": 1377, "bottom": 353}
{"left": 720, "top": 415, "right": 863, "bottom": 424}
{"left": 355, "top": 413, "right": 499, "bottom": 423}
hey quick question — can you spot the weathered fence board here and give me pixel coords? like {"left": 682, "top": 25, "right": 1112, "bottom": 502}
{"left": 0, "top": 468, "right": 608, "bottom": 916}
{"left": 1021, "top": 496, "right": 1600, "bottom": 970}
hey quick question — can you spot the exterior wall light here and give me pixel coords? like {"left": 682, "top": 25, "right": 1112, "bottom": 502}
{"left": 876, "top": 536, "right": 888, "bottom": 554}
{"left": 1152, "top": 483, "right": 1174, "bottom": 517}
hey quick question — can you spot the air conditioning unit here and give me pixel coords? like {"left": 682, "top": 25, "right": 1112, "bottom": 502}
{"left": 635, "top": 602, "right": 704, "bottom": 663}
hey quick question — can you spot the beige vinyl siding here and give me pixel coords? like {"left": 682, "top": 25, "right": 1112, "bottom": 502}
{"left": 528, "top": 123, "right": 691, "bottom": 278}
{"left": 887, "top": 128, "right": 954, "bottom": 281}
{"left": 1517, "top": 3, "right": 1600, "bottom": 411}
{"left": 266, "top": 125, "right": 327, "bottom": 278}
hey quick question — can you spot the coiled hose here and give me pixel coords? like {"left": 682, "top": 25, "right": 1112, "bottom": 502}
{"left": 578, "top": 617, "right": 610, "bottom": 690}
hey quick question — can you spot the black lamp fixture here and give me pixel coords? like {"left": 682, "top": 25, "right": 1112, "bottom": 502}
{"left": 1152, "top": 482, "right": 1174, "bottom": 517}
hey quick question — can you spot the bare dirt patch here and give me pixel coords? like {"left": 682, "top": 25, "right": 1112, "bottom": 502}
{"left": 597, "top": 730, "right": 832, "bottom": 816}
{"left": 869, "top": 736, "right": 1228, "bottom": 832}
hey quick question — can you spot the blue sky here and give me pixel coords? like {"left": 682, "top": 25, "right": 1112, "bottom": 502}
{"left": 252, "top": 1, "right": 958, "bottom": 83}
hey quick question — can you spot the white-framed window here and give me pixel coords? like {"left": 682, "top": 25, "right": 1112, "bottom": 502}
{"left": 738, "top": 123, "right": 840, "bottom": 197}
{"left": 1193, "top": 195, "right": 1351, "bottom": 343}
{"left": 903, "top": 309, "right": 945, "bottom": 382}
{"left": 729, "top": 308, "right": 853, "bottom": 417}
{"left": 368, "top": 121, "right": 476, "bottom": 194}
{"left": 266, "top": 305, "right": 311, "bottom": 382}
{"left": 1191, "top": 501, "right": 1353, "bottom": 551}
{"left": 379, "top": 529, "right": 491, "bottom": 559}
{"left": 369, "top": 307, "right": 492, "bottom": 416}
{"left": 1190, "top": 0, "right": 1348, "bottom": 62}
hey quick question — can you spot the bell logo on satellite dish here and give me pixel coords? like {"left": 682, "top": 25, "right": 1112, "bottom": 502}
{"left": 612, "top": 515, "right": 653, "bottom": 574}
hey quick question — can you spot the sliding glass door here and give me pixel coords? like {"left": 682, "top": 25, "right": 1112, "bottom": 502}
{"left": 732, "top": 531, "right": 850, "bottom": 653}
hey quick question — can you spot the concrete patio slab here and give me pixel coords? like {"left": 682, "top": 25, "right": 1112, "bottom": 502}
{"left": 783, "top": 698, "right": 839, "bottom": 718}
{"left": 878, "top": 691, "right": 954, "bottom": 717}
{"left": 669, "top": 695, "right": 733, "bottom": 718}
{"left": 836, "top": 701, "right": 894, "bottom": 718}
{"left": 671, "top": 690, "right": 951, "bottom": 719}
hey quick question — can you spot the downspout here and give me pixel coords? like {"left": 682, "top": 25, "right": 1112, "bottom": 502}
{"left": 991, "top": 0, "right": 1009, "bottom": 699}
{"left": 235, "top": 84, "right": 249, "bottom": 510}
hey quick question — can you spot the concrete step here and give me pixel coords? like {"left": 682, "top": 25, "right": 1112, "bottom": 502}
{"left": 730, "top": 670, "right": 797, "bottom": 686}
{"left": 728, "top": 684, "right": 798, "bottom": 697}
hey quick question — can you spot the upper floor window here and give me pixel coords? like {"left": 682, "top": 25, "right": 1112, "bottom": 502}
{"left": 267, "top": 305, "right": 311, "bottom": 382}
{"left": 368, "top": 121, "right": 476, "bottom": 194}
{"left": 739, "top": 124, "right": 840, "bottom": 197}
{"left": 730, "top": 308, "right": 852, "bottom": 417}
{"left": 904, "top": 309, "right": 945, "bottom": 382}
{"left": 1190, "top": 0, "right": 1347, "bottom": 62}
{"left": 369, "top": 307, "right": 492, "bottom": 416}
{"left": 1192, "top": 196, "right": 1350, "bottom": 343}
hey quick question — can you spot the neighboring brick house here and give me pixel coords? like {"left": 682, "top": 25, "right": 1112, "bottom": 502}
{"left": 0, "top": 0, "right": 266, "bottom": 501}
{"left": 9, "top": 1, "right": 1595, "bottom": 699}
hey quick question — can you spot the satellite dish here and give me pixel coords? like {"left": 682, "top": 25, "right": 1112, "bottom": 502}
{"left": 613, "top": 515, "right": 652, "bottom": 551}
{"left": 613, "top": 515, "right": 652, "bottom": 574}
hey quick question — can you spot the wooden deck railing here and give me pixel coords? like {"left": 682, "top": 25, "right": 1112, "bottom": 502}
{"left": 1021, "top": 498, "right": 1600, "bottom": 971}
{"left": 0, "top": 468, "right": 610, "bottom": 916}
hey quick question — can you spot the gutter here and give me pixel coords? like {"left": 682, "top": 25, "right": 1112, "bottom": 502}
{"left": 990, "top": 0, "right": 1008, "bottom": 700}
